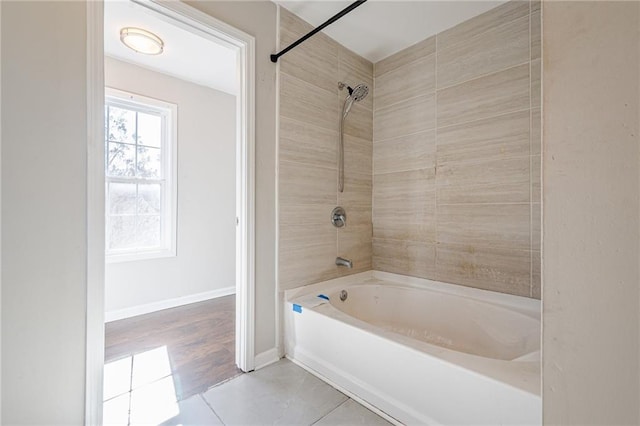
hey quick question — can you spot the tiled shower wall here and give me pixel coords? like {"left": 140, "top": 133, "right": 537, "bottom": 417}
{"left": 278, "top": 8, "right": 373, "bottom": 291}
{"left": 372, "top": 0, "right": 541, "bottom": 298}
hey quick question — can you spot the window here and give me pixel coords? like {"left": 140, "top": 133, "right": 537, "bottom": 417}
{"left": 105, "top": 88, "right": 177, "bottom": 261}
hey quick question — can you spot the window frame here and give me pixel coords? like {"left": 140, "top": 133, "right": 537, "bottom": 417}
{"left": 104, "top": 87, "right": 178, "bottom": 263}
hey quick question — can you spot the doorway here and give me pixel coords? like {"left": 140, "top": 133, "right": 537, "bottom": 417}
{"left": 85, "top": 1, "right": 255, "bottom": 424}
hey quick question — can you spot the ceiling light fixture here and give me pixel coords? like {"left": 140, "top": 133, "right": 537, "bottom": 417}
{"left": 120, "top": 27, "right": 164, "bottom": 55}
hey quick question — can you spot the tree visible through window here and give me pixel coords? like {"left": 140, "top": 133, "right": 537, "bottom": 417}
{"left": 105, "top": 89, "right": 177, "bottom": 261}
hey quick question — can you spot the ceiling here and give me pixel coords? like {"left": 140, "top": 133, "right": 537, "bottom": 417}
{"left": 104, "top": 0, "right": 238, "bottom": 95}
{"left": 274, "top": 0, "right": 507, "bottom": 63}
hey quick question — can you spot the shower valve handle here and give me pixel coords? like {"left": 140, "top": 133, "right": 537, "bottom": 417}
{"left": 331, "top": 207, "right": 347, "bottom": 228}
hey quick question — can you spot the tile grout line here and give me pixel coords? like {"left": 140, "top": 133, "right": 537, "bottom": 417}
{"left": 310, "top": 398, "right": 351, "bottom": 425}
{"left": 127, "top": 355, "right": 134, "bottom": 426}
{"left": 529, "top": 0, "right": 534, "bottom": 298}
{"left": 434, "top": 31, "right": 440, "bottom": 276}
{"left": 199, "top": 393, "right": 226, "bottom": 425}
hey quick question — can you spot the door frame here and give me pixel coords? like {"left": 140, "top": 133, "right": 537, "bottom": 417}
{"left": 85, "top": 1, "right": 256, "bottom": 423}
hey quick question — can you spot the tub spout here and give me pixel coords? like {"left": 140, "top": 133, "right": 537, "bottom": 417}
{"left": 336, "top": 257, "right": 352, "bottom": 269}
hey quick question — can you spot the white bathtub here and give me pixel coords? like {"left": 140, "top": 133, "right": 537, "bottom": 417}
{"left": 284, "top": 271, "right": 541, "bottom": 425}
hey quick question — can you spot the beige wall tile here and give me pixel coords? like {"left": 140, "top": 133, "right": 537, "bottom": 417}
{"left": 374, "top": 36, "right": 436, "bottom": 77}
{"left": 280, "top": 117, "right": 337, "bottom": 169}
{"left": 437, "top": 181, "right": 529, "bottom": 206}
{"left": 338, "top": 171, "right": 372, "bottom": 209}
{"left": 531, "top": 202, "right": 540, "bottom": 251}
{"left": 279, "top": 242, "right": 338, "bottom": 290}
{"left": 280, "top": 26, "right": 338, "bottom": 93}
{"left": 437, "top": 0, "right": 530, "bottom": 50}
{"left": 437, "top": 203, "right": 530, "bottom": 250}
{"left": 280, "top": 73, "right": 339, "bottom": 131}
{"left": 280, "top": 161, "right": 336, "bottom": 206}
{"left": 372, "top": 238, "right": 436, "bottom": 278}
{"left": 344, "top": 135, "right": 372, "bottom": 176}
{"left": 280, "top": 222, "right": 335, "bottom": 247}
{"left": 530, "top": 10, "right": 541, "bottom": 60}
{"left": 435, "top": 243, "right": 531, "bottom": 296}
{"left": 437, "top": 15, "right": 529, "bottom": 89}
{"left": 531, "top": 108, "right": 541, "bottom": 156}
{"left": 279, "top": 217, "right": 337, "bottom": 290}
{"left": 531, "top": 250, "right": 540, "bottom": 299}
{"left": 338, "top": 224, "right": 373, "bottom": 274}
{"left": 374, "top": 94, "right": 436, "bottom": 141}
{"left": 437, "top": 63, "right": 530, "bottom": 128}
{"left": 531, "top": 154, "right": 541, "bottom": 203}
{"left": 531, "top": 58, "right": 541, "bottom": 109}
{"left": 374, "top": 130, "right": 435, "bottom": 175}
{"left": 436, "top": 156, "right": 530, "bottom": 204}
{"left": 437, "top": 110, "right": 530, "bottom": 165}
{"left": 375, "top": 55, "right": 435, "bottom": 108}
{"left": 373, "top": 169, "right": 436, "bottom": 242}
{"left": 279, "top": 202, "right": 338, "bottom": 227}
{"left": 342, "top": 100, "right": 373, "bottom": 140}
{"left": 338, "top": 206, "right": 371, "bottom": 228}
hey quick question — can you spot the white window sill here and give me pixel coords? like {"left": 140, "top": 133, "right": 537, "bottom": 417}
{"left": 106, "top": 249, "right": 176, "bottom": 264}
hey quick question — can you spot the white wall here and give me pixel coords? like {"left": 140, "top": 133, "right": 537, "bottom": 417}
{"left": 1, "top": 1, "right": 88, "bottom": 423}
{"left": 543, "top": 2, "right": 640, "bottom": 424}
{"left": 104, "top": 57, "right": 236, "bottom": 316}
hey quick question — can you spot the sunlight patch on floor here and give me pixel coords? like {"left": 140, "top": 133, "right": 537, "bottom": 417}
{"left": 103, "top": 346, "right": 180, "bottom": 426}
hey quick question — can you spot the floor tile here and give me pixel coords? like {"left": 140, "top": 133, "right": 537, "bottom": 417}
{"left": 103, "top": 393, "right": 130, "bottom": 426}
{"left": 314, "top": 399, "right": 393, "bottom": 426}
{"left": 131, "top": 346, "right": 173, "bottom": 389}
{"left": 159, "top": 394, "right": 223, "bottom": 426}
{"left": 130, "top": 376, "right": 180, "bottom": 426}
{"left": 104, "top": 356, "right": 132, "bottom": 401}
{"left": 203, "top": 359, "right": 348, "bottom": 425}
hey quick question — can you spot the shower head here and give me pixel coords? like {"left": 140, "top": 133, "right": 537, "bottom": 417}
{"left": 341, "top": 83, "right": 369, "bottom": 118}
{"left": 348, "top": 83, "right": 369, "bottom": 102}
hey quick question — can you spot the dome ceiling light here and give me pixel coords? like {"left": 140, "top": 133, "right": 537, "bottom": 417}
{"left": 120, "top": 27, "right": 164, "bottom": 55}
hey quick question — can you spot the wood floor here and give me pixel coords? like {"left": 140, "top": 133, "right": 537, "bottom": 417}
{"left": 105, "top": 295, "right": 242, "bottom": 401}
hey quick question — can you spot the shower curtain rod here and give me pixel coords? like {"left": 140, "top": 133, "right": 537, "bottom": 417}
{"left": 270, "top": 0, "right": 368, "bottom": 63}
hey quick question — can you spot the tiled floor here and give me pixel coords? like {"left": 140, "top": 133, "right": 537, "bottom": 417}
{"left": 109, "top": 358, "right": 392, "bottom": 426}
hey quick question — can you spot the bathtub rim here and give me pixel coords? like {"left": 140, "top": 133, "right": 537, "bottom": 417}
{"left": 286, "top": 270, "right": 540, "bottom": 320}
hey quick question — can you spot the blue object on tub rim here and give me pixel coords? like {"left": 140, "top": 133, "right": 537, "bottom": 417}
{"left": 317, "top": 294, "right": 330, "bottom": 301}
{"left": 293, "top": 304, "right": 302, "bottom": 313}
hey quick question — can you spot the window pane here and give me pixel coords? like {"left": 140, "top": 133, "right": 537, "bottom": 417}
{"left": 109, "top": 183, "right": 136, "bottom": 214}
{"left": 137, "top": 146, "right": 161, "bottom": 178}
{"left": 108, "top": 106, "right": 136, "bottom": 143}
{"left": 108, "top": 142, "right": 135, "bottom": 177}
{"left": 138, "top": 183, "right": 161, "bottom": 214}
{"left": 137, "top": 112, "right": 162, "bottom": 148}
{"left": 108, "top": 215, "right": 136, "bottom": 250}
{"left": 136, "top": 215, "right": 161, "bottom": 248}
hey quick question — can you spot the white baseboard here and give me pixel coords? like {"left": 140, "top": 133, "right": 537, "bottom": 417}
{"left": 105, "top": 286, "right": 236, "bottom": 322}
{"left": 254, "top": 347, "right": 280, "bottom": 370}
